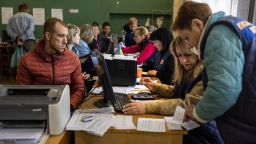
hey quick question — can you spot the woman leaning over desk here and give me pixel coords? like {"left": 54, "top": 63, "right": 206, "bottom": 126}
{"left": 123, "top": 37, "right": 223, "bottom": 144}
{"left": 122, "top": 26, "right": 157, "bottom": 71}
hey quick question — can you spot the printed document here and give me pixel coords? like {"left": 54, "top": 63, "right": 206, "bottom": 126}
{"left": 66, "top": 110, "right": 113, "bottom": 136}
{"left": 165, "top": 106, "right": 199, "bottom": 131}
{"left": 137, "top": 118, "right": 166, "bottom": 132}
{"left": 112, "top": 115, "right": 136, "bottom": 129}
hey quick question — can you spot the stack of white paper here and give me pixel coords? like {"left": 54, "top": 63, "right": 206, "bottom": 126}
{"left": 165, "top": 106, "right": 200, "bottom": 131}
{"left": 112, "top": 115, "right": 136, "bottom": 129}
{"left": 0, "top": 128, "right": 45, "bottom": 144}
{"left": 137, "top": 118, "right": 166, "bottom": 132}
{"left": 66, "top": 110, "right": 113, "bottom": 136}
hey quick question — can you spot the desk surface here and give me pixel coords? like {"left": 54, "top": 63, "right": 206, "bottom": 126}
{"left": 46, "top": 131, "right": 70, "bottom": 144}
{"left": 75, "top": 96, "right": 187, "bottom": 144}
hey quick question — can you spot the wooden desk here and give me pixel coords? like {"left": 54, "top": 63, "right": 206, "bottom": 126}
{"left": 46, "top": 131, "right": 71, "bottom": 144}
{"left": 75, "top": 96, "right": 187, "bottom": 144}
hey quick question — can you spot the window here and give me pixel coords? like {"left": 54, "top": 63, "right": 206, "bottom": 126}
{"left": 191, "top": 0, "right": 238, "bottom": 16}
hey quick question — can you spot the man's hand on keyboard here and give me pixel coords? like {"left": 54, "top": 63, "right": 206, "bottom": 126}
{"left": 122, "top": 102, "right": 146, "bottom": 115}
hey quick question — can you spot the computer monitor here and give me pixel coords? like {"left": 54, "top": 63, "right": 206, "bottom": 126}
{"left": 90, "top": 50, "right": 116, "bottom": 108}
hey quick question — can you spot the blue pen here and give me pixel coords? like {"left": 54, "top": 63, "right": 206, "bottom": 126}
{"left": 81, "top": 115, "right": 93, "bottom": 122}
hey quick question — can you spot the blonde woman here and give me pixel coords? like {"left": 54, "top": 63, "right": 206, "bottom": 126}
{"left": 123, "top": 37, "right": 203, "bottom": 115}
{"left": 67, "top": 24, "right": 80, "bottom": 55}
{"left": 74, "top": 24, "right": 94, "bottom": 57}
{"left": 73, "top": 24, "right": 95, "bottom": 80}
{"left": 123, "top": 37, "right": 223, "bottom": 144}
{"left": 122, "top": 26, "right": 157, "bottom": 71}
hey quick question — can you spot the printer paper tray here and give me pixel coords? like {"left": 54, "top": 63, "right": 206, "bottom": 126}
{"left": 0, "top": 121, "right": 46, "bottom": 129}
{"left": 0, "top": 126, "right": 49, "bottom": 144}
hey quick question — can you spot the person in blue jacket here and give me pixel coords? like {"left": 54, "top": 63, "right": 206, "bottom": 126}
{"left": 172, "top": 1, "right": 256, "bottom": 144}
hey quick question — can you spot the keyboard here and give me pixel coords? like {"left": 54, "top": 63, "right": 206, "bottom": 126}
{"left": 112, "top": 93, "right": 131, "bottom": 112}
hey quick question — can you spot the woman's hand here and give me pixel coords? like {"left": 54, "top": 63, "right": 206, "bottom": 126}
{"left": 140, "top": 77, "right": 156, "bottom": 91}
{"left": 148, "top": 70, "right": 157, "bottom": 76}
{"left": 122, "top": 102, "right": 146, "bottom": 114}
{"left": 83, "top": 72, "right": 91, "bottom": 80}
{"left": 140, "top": 77, "right": 152, "bottom": 83}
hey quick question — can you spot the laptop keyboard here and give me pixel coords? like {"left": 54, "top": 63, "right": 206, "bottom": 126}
{"left": 113, "top": 93, "right": 131, "bottom": 112}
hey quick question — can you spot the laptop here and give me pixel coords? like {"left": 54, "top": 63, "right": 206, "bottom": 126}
{"left": 104, "top": 54, "right": 137, "bottom": 86}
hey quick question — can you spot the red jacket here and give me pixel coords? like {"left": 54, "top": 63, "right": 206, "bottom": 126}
{"left": 122, "top": 42, "right": 156, "bottom": 64}
{"left": 16, "top": 39, "right": 85, "bottom": 109}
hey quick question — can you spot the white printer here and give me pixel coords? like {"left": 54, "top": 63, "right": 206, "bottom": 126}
{"left": 0, "top": 85, "right": 70, "bottom": 135}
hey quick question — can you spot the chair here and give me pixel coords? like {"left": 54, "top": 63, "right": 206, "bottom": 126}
{"left": 2, "top": 30, "right": 12, "bottom": 43}
{"left": 0, "top": 44, "right": 15, "bottom": 80}
{"left": 23, "top": 39, "right": 36, "bottom": 52}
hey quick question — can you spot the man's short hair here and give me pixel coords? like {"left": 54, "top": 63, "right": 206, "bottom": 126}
{"left": 18, "top": 3, "right": 28, "bottom": 12}
{"left": 44, "top": 17, "right": 67, "bottom": 34}
{"left": 102, "top": 22, "right": 110, "bottom": 29}
{"left": 92, "top": 22, "right": 99, "bottom": 27}
{"left": 172, "top": 1, "right": 212, "bottom": 30}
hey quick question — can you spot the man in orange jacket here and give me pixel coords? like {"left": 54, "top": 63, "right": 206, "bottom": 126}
{"left": 16, "top": 17, "right": 85, "bottom": 111}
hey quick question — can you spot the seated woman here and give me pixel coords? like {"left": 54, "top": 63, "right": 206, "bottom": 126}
{"left": 74, "top": 24, "right": 94, "bottom": 57}
{"left": 147, "top": 27, "right": 175, "bottom": 85}
{"left": 89, "top": 22, "right": 105, "bottom": 53}
{"left": 123, "top": 37, "right": 223, "bottom": 144}
{"left": 67, "top": 24, "right": 80, "bottom": 55}
{"left": 69, "top": 24, "right": 94, "bottom": 81}
{"left": 122, "top": 26, "right": 157, "bottom": 71}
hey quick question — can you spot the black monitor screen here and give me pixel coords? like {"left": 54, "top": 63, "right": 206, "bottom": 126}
{"left": 91, "top": 50, "right": 115, "bottom": 108}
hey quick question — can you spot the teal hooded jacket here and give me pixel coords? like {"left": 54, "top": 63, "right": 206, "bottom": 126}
{"left": 195, "top": 12, "right": 244, "bottom": 122}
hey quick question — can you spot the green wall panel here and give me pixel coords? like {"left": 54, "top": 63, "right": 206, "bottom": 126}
{"left": 0, "top": 0, "right": 172, "bottom": 39}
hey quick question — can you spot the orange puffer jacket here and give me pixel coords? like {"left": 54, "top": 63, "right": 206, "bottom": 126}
{"left": 16, "top": 39, "right": 85, "bottom": 109}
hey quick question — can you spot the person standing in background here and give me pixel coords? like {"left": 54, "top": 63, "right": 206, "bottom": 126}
{"left": 6, "top": 3, "right": 35, "bottom": 42}
{"left": 122, "top": 17, "right": 138, "bottom": 47}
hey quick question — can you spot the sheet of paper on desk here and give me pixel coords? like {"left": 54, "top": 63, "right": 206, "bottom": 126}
{"left": 164, "top": 117, "right": 183, "bottom": 130}
{"left": 85, "top": 114, "right": 113, "bottom": 136}
{"left": 91, "top": 86, "right": 135, "bottom": 94}
{"left": 164, "top": 106, "right": 199, "bottom": 131}
{"left": 134, "top": 84, "right": 148, "bottom": 89}
{"left": 136, "top": 78, "right": 141, "bottom": 83}
{"left": 137, "top": 118, "right": 166, "bottom": 132}
{"left": 66, "top": 110, "right": 113, "bottom": 136}
{"left": 173, "top": 105, "right": 185, "bottom": 122}
{"left": 80, "top": 107, "right": 114, "bottom": 113}
{"left": 91, "top": 87, "right": 102, "bottom": 94}
{"left": 112, "top": 115, "right": 136, "bottom": 129}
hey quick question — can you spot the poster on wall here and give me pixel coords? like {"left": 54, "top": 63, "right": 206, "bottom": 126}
{"left": 33, "top": 8, "right": 45, "bottom": 25}
{"left": 51, "top": 9, "right": 63, "bottom": 20}
{"left": 1, "top": 7, "right": 13, "bottom": 24}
